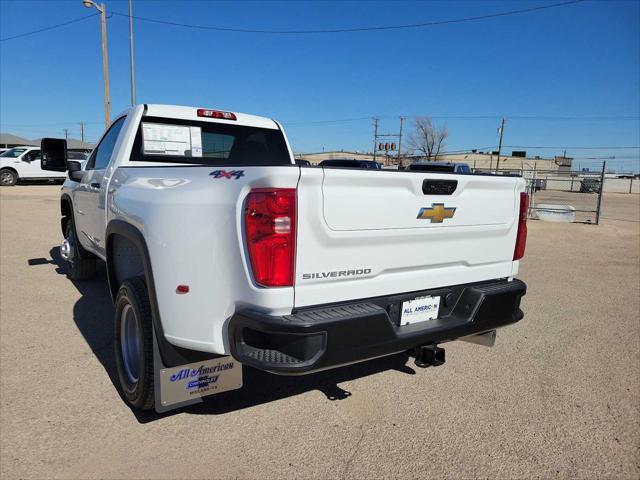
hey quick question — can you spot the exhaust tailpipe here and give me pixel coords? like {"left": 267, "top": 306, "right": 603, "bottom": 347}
{"left": 459, "top": 330, "right": 497, "bottom": 347}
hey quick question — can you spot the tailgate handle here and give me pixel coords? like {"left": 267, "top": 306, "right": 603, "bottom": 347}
{"left": 422, "top": 179, "right": 457, "bottom": 195}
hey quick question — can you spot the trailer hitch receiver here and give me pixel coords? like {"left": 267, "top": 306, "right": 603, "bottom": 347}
{"left": 410, "top": 344, "right": 445, "bottom": 368}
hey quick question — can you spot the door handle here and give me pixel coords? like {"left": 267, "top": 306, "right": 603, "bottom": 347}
{"left": 422, "top": 179, "right": 458, "bottom": 195}
{"left": 90, "top": 182, "right": 101, "bottom": 189}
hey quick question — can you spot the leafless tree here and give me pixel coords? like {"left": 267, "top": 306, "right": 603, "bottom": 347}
{"left": 407, "top": 117, "right": 448, "bottom": 161}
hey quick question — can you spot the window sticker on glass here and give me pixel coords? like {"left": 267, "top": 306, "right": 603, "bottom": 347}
{"left": 190, "top": 126, "right": 202, "bottom": 157}
{"left": 142, "top": 123, "right": 202, "bottom": 157}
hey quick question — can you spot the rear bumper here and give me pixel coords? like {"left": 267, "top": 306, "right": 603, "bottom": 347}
{"left": 228, "top": 278, "right": 526, "bottom": 374}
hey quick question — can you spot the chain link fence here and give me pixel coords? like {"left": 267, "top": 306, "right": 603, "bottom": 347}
{"left": 474, "top": 163, "right": 606, "bottom": 224}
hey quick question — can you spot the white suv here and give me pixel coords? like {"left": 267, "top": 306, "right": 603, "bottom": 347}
{"left": 0, "top": 146, "right": 67, "bottom": 186}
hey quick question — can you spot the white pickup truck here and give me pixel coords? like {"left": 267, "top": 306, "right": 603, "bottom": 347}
{"left": 41, "top": 104, "right": 528, "bottom": 412}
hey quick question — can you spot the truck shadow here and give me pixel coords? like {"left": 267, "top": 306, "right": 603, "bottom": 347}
{"left": 45, "top": 247, "right": 417, "bottom": 424}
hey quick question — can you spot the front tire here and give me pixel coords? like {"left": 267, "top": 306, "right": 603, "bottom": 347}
{"left": 62, "top": 219, "right": 96, "bottom": 280}
{"left": 114, "top": 277, "right": 155, "bottom": 410}
{"left": 0, "top": 169, "right": 17, "bottom": 186}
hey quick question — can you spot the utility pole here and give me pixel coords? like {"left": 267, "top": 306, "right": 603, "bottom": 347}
{"left": 63, "top": 128, "right": 69, "bottom": 140}
{"left": 83, "top": 1, "right": 110, "bottom": 127}
{"left": 397, "top": 117, "right": 404, "bottom": 168}
{"left": 372, "top": 118, "right": 379, "bottom": 162}
{"left": 128, "top": 0, "right": 136, "bottom": 105}
{"left": 374, "top": 119, "right": 402, "bottom": 166}
{"left": 100, "top": 3, "right": 110, "bottom": 126}
{"left": 496, "top": 117, "right": 505, "bottom": 172}
{"left": 79, "top": 122, "right": 85, "bottom": 143}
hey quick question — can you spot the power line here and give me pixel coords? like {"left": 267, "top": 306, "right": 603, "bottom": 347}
{"left": 571, "top": 155, "right": 640, "bottom": 159}
{"left": 282, "top": 114, "right": 639, "bottom": 126}
{"left": 284, "top": 117, "right": 372, "bottom": 126}
{"left": 110, "top": 0, "right": 585, "bottom": 35}
{"left": 500, "top": 115, "right": 640, "bottom": 121}
{"left": 503, "top": 145, "right": 640, "bottom": 150}
{"left": 4, "top": 111, "right": 638, "bottom": 128}
{"left": 0, "top": 13, "right": 100, "bottom": 42}
{"left": 427, "top": 115, "right": 639, "bottom": 121}
{"left": 3, "top": 115, "right": 637, "bottom": 129}
{"left": 1, "top": 121, "right": 103, "bottom": 127}
{"left": 2, "top": 1, "right": 584, "bottom": 43}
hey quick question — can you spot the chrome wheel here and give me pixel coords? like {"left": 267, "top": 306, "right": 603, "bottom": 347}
{"left": 60, "top": 237, "right": 74, "bottom": 262}
{"left": 120, "top": 304, "right": 141, "bottom": 384}
{"left": 61, "top": 224, "right": 76, "bottom": 263}
{"left": 0, "top": 171, "right": 15, "bottom": 186}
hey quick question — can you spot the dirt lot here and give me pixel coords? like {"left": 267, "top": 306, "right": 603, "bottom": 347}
{"left": 1, "top": 186, "right": 638, "bottom": 479}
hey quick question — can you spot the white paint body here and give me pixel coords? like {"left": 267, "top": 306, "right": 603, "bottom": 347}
{"left": 61, "top": 104, "right": 526, "bottom": 356}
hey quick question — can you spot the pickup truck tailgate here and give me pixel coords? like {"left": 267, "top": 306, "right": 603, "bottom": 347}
{"left": 294, "top": 168, "right": 525, "bottom": 308}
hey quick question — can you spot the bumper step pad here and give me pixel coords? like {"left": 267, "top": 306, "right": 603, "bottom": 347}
{"left": 229, "top": 279, "right": 526, "bottom": 374}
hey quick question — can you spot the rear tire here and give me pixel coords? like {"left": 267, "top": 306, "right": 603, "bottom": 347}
{"left": 0, "top": 169, "right": 17, "bottom": 186}
{"left": 62, "top": 219, "right": 96, "bottom": 280}
{"left": 114, "top": 277, "right": 155, "bottom": 411}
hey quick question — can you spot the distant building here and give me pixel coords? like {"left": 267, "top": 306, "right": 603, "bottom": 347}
{"left": 0, "top": 133, "right": 37, "bottom": 148}
{"left": 435, "top": 152, "right": 572, "bottom": 173}
{"left": 31, "top": 137, "right": 94, "bottom": 152}
{"left": 297, "top": 149, "right": 572, "bottom": 172}
{"left": 0, "top": 133, "right": 93, "bottom": 152}
{"left": 295, "top": 150, "right": 376, "bottom": 164}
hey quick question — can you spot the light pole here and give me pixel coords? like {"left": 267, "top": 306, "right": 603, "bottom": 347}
{"left": 128, "top": 0, "right": 136, "bottom": 106}
{"left": 83, "top": 0, "right": 110, "bottom": 127}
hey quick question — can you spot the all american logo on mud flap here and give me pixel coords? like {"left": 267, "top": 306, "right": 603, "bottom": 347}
{"left": 159, "top": 357, "right": 243, "bottom": 407}
{"left": 170, "top": 362, "right": 235, "bottom": 392}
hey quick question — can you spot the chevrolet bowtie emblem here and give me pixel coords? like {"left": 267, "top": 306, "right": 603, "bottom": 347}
{"left": 417, "top": 203, "right": 456, "bottom": 223}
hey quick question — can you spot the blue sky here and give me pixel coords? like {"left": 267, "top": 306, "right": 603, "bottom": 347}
{"left": 1, "top": 0, "right": 639, "bottom": 171}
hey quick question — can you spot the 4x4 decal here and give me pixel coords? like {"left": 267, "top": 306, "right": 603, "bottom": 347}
{"left": 210, "top": 170, "right": 245, "bottom": 180}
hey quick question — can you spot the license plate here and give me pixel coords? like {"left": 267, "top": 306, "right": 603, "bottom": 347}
{"left": 400, "top": 295, "right": 440, "bottom": 326}
{"left": 159, "top": 356, "right": 242, "bottom": 408}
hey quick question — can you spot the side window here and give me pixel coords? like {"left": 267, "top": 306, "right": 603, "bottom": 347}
{"left": 23, "top": 150, "right": 41, "bottom": 162}
{"left": 86, "top": 116, "right": 126, "bottom": 170}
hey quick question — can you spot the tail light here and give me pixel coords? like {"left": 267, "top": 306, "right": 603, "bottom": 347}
{"left": 245, "top": 189, "right": 296, "bottom": 287}
{"left": 513, "top": 192, "right": 529, "bottom": 260}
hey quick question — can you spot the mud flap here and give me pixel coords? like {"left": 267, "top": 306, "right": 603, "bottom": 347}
{"left": 153, "top": 330, "right": 243, "bottom": 413}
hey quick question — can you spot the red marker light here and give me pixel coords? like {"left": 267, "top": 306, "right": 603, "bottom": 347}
{"left": 197, "top": 109, "right": 237, "bottom": 121}
{"left": 176, "top": 285, "right": 190, "bottom": 294}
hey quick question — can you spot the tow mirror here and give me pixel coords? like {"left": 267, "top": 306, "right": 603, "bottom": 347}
{"left": 40, "top": 138, "right": 68, "bottom": 172}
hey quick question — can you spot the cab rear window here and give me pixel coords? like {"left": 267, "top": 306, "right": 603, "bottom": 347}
{"left": 131, "top": 117, "right": 291, "bottom": 166}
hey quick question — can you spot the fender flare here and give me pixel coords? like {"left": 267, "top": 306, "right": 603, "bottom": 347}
{"left": 60, "top": 193, "right": 73, "bottom": 236}
{"left": 60, "top": 194, "right": 93, "bottom": 260}
{"left": 105, "top": 219, "right": 216, "bottom": 367}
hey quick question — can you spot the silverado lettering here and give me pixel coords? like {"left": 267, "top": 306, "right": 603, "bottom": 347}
{"left": 302, "top": 268, "right": 372, "bottom": 280}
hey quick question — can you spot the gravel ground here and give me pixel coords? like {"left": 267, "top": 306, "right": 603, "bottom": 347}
{"left": 1, "top": 186, "right": 638, "bottom": 479}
